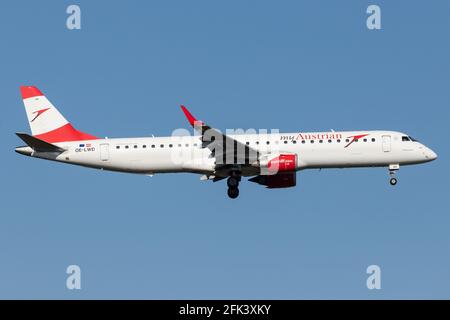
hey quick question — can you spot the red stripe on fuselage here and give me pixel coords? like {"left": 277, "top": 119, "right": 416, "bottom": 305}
{"left": 34, "top": 123, "right": 98, "bottom": 143}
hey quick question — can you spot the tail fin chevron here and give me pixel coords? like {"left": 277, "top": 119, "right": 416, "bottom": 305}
{"left": 20, "top": 86, "right": 98, "bottom": 143}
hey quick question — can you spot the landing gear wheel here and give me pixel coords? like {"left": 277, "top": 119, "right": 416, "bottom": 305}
{"left": 227, "top": 187, "right": 239, "bottom": 199}
{"left": 227, "top": 177, "right": 239, "bottom": 188}
{"left": 388, "top": 165, "right": 399, "bottom": 187}
{"left": 390, "top": 177, "right": 398, "bottom": 186}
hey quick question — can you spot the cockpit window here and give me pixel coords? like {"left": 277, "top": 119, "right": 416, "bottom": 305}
{"left": 402, "top": 136, "right": 411, "bottom": 142}
{"left": 409, "top": 136, "right": 418, "bottom": 142}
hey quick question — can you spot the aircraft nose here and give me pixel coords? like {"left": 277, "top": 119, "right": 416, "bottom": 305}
{"left": 426, "top": 147, "right": 437, "bottom": 161}
{"left": 429, "top": 149, "right": 438, "bottom": 160}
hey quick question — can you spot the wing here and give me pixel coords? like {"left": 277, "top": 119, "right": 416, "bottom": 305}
{"left": 180, "top": 105, "right": 259, "bottom": 169}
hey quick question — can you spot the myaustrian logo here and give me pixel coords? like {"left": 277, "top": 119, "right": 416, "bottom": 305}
{"left": 280, "top": 132, "right": 369, "bottom": 148}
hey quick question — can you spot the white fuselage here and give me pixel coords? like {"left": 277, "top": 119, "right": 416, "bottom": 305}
{"left": 16, "top": 130, "right": 437, "bottom": 177}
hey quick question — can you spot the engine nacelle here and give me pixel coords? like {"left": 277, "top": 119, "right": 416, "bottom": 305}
{"left": 249, "top": 172, "right": 297, "bottom": 188}
{"left": 259, "top": 153, "right": 297, "bottom": 175}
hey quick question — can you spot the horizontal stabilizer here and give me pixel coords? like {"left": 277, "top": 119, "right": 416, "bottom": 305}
{"left": 16, "top": 132, "right": 66, "bottom": 153}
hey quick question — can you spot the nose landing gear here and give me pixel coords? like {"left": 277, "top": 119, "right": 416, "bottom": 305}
{"left": 388, "top": 164, "right": 399, "bottom": 186}
{"left": 389, "top": 177, "right": 398, "bottom": 186}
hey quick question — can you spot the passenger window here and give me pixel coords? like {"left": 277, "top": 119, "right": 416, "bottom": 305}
{"left": 125, "top": 146, "right": 129, "bottom": 149}
{"left": 246, "top": 142, "right": 250, "bottom": 145}
{"left": 345, "top": 139, "right": 349, "bottom": 143}
{"left": 160, "top": 144, "right": 164, "bottom": 148}
{"left": 301, "top": 140, "right": 305, "bottom": 144}
{"left": 337, "top": 139, "right": 341, "bottom": 143}
{"left": 169, "top": 144, "right": 173, "bottom": 148}
{"left": 116, "top": 146, "right": 120, "bottom": 149}
{"left": 185, "top": 144, "right": 189, "bottom": 147}
{"left": 151, "top": 145, "right": 155, "bottom": 148}
{"left": 134, "top": 145, "right": 138, "bottom": 149}
{"left": 266, "top": 141, "right": 270, "bottom": 145}
{"left": 319, "top": 140, "right": 323, "bottom": 143}
{"left": 328, "top": 140, "right": 332, "bottom": 143}
{"left": 293, "top": 140, "right": 297, "bottom": 144}
{"left": 311, "top": 140, "right": 314, "bottom": 144}
{"left": 143, "top": 145, "right": 147, "bottom": 148}
{"left": 363, "top": 138, "right": 367, "bottom": 142}
{"left": 372, "top": 138, "right": 376, "bottom": 142}
{"left": 284, "top": 141, "right": 288, "bottom": 144}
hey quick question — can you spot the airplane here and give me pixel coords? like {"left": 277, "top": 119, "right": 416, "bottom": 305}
{"left": 15, "top": 86, "right": 437, "bottom": 199}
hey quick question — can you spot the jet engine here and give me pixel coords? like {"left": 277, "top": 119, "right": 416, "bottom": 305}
{"left": 258, "top": 153, "right": 297, "bottom": 175}
{"left": 250, "top": 153, "right": 298, "bottom": 188}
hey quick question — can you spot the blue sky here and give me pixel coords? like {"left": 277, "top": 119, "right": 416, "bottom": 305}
{"left": 0, "top": 0, "right": 449, "bottom": 299}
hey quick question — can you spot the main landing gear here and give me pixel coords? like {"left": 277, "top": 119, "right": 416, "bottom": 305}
{"left": 388, "top": 164, "right": 399, "bottom": 186}
{"left": 227, "top": 186, "right": 239, "bottom": 199}
{"left": 227, "top": 172, "right": 241, "bottom": 199}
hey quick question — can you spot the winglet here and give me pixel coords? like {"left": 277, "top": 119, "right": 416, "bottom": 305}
{"left": 180, "top": 105, "right": 203, "bottom": 127}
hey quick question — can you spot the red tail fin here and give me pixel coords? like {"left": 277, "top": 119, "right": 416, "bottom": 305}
{"left": 21, "top": 86, "right": 98, "bottom": 143}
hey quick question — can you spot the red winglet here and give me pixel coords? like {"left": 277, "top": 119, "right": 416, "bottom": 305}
{"left": 20, "top": 86, "right": 44, "bottom": 99}
{"left": 180, "top": 105, "right": 203, "bottom": 127}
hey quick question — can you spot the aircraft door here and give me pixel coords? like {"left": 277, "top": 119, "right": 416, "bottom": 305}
{"left": 382, "top": 135, "right": 391, "bottom": 152}
{"left": 100, "top": 143, "right": 109, "bottom": 161}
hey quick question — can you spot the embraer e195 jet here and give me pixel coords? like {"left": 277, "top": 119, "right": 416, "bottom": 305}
{"left": 15, "top": 86, "right": 437, "bottom": 199}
